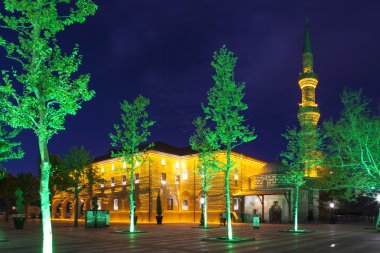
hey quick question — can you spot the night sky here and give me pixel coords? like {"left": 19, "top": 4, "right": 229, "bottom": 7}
{"left": 3, "top": 0, "right": 380, "bottom": 175}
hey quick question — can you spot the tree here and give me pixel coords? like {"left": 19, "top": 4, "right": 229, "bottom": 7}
{"left": 0, "top": 124, "right": 23, "bottom": 179}
{"left": 109, "top": 95, "right": 155, "bottom": 233}
{"left": 189, "top": 117, "right": 219, "bottom": 228}
{"left": 323, "top": 89, "right": 380, "bottom": 228}
{"left": 202, "top": 45, "right": 256, "bottom": 240}
{"left": 0, "top": 173, "right": 16, "bottom": 221}
{"left": 281, "top": 125, "right": 325, "bottom": 231}
{"left": 84, "top": 165, "right": 102, "bottom": 209}
{"left": 15, "top": 173, "right": 39, "bottom": 221}
{"left": 48, "top": 154, "right": 71, "bottom": 201}
{"left": 63, "top": 146, "right": 93, "bottom": 228}
{"left": 0, "top": 1, "right": 97, "bottom": 251}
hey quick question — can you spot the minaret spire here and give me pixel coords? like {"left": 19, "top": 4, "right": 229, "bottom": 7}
{"left": 297, "top": 19, "right": 320, "bottom": 127}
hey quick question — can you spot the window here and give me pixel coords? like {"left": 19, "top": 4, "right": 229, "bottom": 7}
{"left": 175, "top": 175, "right": 180, "bottom": 185}
{"left": 233, "top": 198, "right": 239, "bottom": 210}
{"left": 161, "top": 173, "right": 166, "bottom": 185}
{"left": 175, "top": 161, "right": 180, "bottom": 169}
{"left": 122, "top": 175, "right": 127, "bottom": 185}
{"left": 97, "top": 200, "right": 101, "bottom": 210}
{"left": 123, "top": 162, "right": 126, "bottom": 169}
{"left": 167, "top": 199, "right": 173, "bottom": 210}
{"left": 112, "top": 164, "right": 115, "bottom": 171}
{"left": 100, "top": 179, "right": 104, "bottom": 188}
{"left": 182, "top": 200, "right": 188, "bottom": 210}
{"left": 101, "top": 167, "right": 104, "bottom": 173}
{"left": 114, "top": 199, "right": 118, "bottom": 210}
{"left": 234, "top": 168, "right": 238, "bottom": 180}
{"left": 183, "top": 169, "right": 188, "bottom": 180}
{"left": 135, "top": 173, "right": 140, "bottom": 184}
{"left": 161, "top": 159, "right": 166, "bottom": 166}
{"left": 111, "top": 177, "right": 115, "bottom": 187}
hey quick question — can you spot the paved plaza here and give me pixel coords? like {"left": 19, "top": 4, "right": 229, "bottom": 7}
{"left": 0, "top": 221, "right": 379, "bottom": 252}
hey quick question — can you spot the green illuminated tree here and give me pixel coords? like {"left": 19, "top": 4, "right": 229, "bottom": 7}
{"left": 281, "top": 125, "right": 324, "bottom": 231}
{"left": 203, "top": 45, "right": 256, "bottom": 240}
{"left": 189, "top": 117, "right": 219, "bottom": 228}
{"left": 110, "top": 95, "right": 155, "bottom": 233}
{"left": 0, "top": 1, "right": 97, "bottom": 251}
{"left": 63, "top": 146, "right": 93, "bottom": 227}
{"left": 323, "top": 89, "right": 380, "bottom": 228}
{"left": 0, "top": 124, "right": 23, "bottom": 179}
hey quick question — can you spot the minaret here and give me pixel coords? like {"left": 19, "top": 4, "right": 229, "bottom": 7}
{"left": 297, "top": 19, "right": 320, "bottom": 127}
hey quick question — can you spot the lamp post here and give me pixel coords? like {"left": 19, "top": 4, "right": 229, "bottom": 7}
{"left": 329, "top": 202, "right": 335, "bottom": 224}
{"left": 200, "top": 196, "right": 205, "bottom": 226}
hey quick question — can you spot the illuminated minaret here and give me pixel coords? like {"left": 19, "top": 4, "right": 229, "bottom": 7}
{"left": 297, "top": 19, "right": 320, "bottom": 127}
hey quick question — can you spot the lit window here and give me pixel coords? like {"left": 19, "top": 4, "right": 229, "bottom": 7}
{"left": 101, "top": 167, "right": 104, "bottom": 173}
{"left": 123, "top": 162, "right": 126, "bottom": 169}
{"left": 135, "top": 173, "right": 140, "bottom": 184}
{"left": 136, "top": 161, "right": 140, "bottom": 166}
{"left": 161, "top": 159, "right": 166, "bottom": 166}
{"left": 161, "top": 173, "right": 166, "bottom": 185}
{"left": 175, "top": 161, "right": 179, "bottom": 169}
{"left": 114, "top": 199, "right": 118, "bottom": 210}
{"left": 234, "top": 168, "right": 238, "bottom": 180}
{"left": 111, "top": 177, "right": 115, "bottom": 187}
{"left": 97, "top": 200, "right": 101, "bottom": 210}
{"left": 167, "top": 199, "right": 173, "bottom": 210}
{"left": 175, "top": 175, "right": 180, "bottom": 185}
{"left": 122, "top": 175, "right": 127, "bottom": 185}
{"left": 100, "top": 179, "right": 104, "bottom": 188}
{"left": 233, "top": 198, "right": 239, "bottom": 210}
{"left": 112, "top": 164, "right": 115, "bottom": 171}
{"left": 182, "top": 200, "right": 188, "bottom": 210}
{"left": 183, "top": 170, "right": 188, "bottom": 180}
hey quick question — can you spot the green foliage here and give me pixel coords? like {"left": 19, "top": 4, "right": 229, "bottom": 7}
{"left": 156, "top": 192, "right": 162, "bottom": 217}
{"left": 110, "top": 95, "right": 156, "bottom": 165}
{"left": 281, "top": 125, "right": 325, "bottom": 187}
{"left": 189, "top": 117, "right": 219, "bottom": 191}
{"left": 323, "top": 89, "right": 380, "bottom": 196}
{"left": 0, "top": 123, "right": 23, "bottom": 178}
{"left": 203, "top": 45, "right": 256, "bottom": 150}
{"left": 0, "top": 0, "right": 97, "bottom": 143}
{"left": 15, "top": 188, "right": 24, "bottom": 214}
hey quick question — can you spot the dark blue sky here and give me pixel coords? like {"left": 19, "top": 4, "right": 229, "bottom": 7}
{"left": 3, "top": 0, "right": 380, "bottom": 174}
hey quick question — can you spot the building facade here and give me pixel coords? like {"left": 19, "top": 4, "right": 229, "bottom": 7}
{"left": 52, "top": 20, "right": 321, "bottom": 224}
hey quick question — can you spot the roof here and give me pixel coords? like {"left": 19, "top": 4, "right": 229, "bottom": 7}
{"left": 94, "top": 141, "right": 198, "bottom": 162}
{"left": 261, "top": 161, "right": 287, "bottom": 175}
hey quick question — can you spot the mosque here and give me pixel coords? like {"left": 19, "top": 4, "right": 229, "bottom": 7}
{"left": 52, "top": 21, "right": 321, "bottom": 224}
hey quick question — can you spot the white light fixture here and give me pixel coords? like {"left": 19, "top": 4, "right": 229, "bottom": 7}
{"left": 100, "top": 184, "right": 104, "bottom": 188}
{"left": 376, "top": 194, "right": 380, "bottom": 202}
{"left": 200, "top": 196, "right": 205, "bottom": 205}
{"left": 122, "top": 181, "right": 127, "bottom": 186}
{"left": 136, "top": 161, "right": 140, "bottom": 166}
{"left": 123, "top": 162, "right": 126, "bottom": 169}
{"left": 112, "top": 164, "right": 115, "bottom": 171}
{"left": 329, "top": 202, "right": 335, "bottom": 209}
{"left": 161, "top": 180, "right": 167, "bottom": 185}
{"left": 175, "top": 162, "right": 179, "bottom": 169}
{"left": 161, "top": 159, "right": 166, "bottom": 166}
{"left": 101, "top": 167, "right": 104, "bottom": 173}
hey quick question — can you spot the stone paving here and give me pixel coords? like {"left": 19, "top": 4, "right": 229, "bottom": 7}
{"left": 0, "top": 221, "right": 379, "bottom": 252}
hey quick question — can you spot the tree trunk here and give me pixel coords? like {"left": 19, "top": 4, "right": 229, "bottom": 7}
{"left": 74, "top": 177, "right": 79, "bottom": 228}
{"left": 294, "top": 186, "right": 299, "bottom": 231}
{"left": 203, "top": 191, "right": 208, "bottom": 229}
{"left": 129, "top": 162, "right": 135, "bottom": 232}
{"left": 225, "top": 145, "right": 233, "bottom": 240}
{"left": 39, "top": 140, "right": 52, "bottom": 253}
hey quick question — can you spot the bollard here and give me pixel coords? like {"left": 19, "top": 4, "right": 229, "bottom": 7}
{"left": 253, "top": 214, "right": 260, "bottom": 229}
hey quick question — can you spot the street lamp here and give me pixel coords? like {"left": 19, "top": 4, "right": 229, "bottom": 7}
{"left": 329, "top": 202, "right": 335, "bottom": 224}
